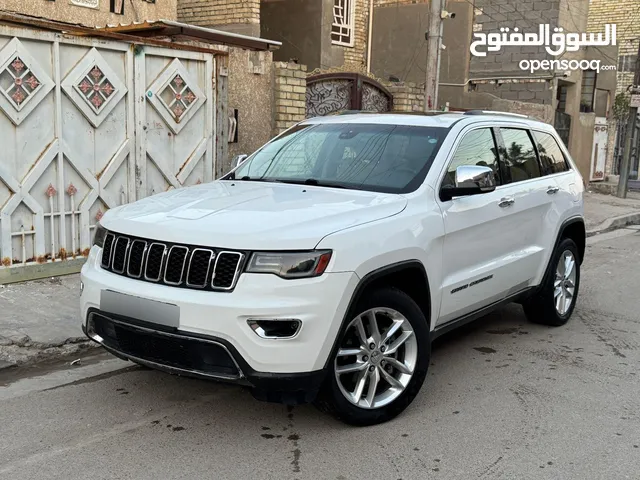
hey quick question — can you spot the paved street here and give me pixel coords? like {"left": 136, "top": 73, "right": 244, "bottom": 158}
{"left": 1, "top": 229, "right": 639, "bottom": 480}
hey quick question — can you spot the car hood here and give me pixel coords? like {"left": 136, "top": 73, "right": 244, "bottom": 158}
{"left": 101, "top": 180, "right": 407, "bottom": 250}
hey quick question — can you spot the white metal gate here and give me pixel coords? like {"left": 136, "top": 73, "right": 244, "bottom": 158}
{"left": 0, "top": 26, "right": 215, "bottom": 269}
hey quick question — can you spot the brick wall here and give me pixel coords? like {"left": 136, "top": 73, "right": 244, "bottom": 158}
{"left": 177, "top": 0, "right": 260, "bottom": 28}
{"left": 273, "top": 62, "right": 307, "bottom": 135}
{"left": 385, "top": 82, "right": 425, "bottom": 112}
{"left": 337, "top": 0, "right": 370, "bottom": 70}
{"left": 587, "top": 0, "right": 639, "bottom": 95}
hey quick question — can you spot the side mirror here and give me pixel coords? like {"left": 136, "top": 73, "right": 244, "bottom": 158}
{"left": 231, "top": 154, "right": 248, "bottom": 170}
{"left": 440, "top": 165, "right": 496, "bottom": 201}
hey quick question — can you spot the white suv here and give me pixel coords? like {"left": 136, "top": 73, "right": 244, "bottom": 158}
{"left": 81, "top": 111, "right": 585, "bottom": 425}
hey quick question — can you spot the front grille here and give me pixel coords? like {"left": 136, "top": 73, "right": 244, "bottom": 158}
{"left": 90, "top": 313, "right": 240, "bottom": 378}
{"left": 101, "top": 232, "right": 244, "bottom": 291}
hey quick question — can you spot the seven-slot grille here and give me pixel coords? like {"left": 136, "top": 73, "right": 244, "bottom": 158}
{"left": 100, "top": 232, "right": 244, "bottom": 291}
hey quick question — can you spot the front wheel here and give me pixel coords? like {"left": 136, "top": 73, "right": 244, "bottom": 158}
{"left": 523, "top": 237, "right": 580, "bottom": 326}
{"left": 315, "top": 287, "right": 430, "bottom": 426}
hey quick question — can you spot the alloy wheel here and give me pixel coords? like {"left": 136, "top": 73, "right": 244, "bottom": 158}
{"left": 334, "top": 307, "right": 418, "bottom": 410}
{"left": 554, "top": 250, "right": 577, "bottom": 316}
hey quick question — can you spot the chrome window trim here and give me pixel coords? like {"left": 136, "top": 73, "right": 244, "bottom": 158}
{"left": 212, "top": 251, "right": 245, "bottom": 291}
{"left": 164, "top": 245, "right": 190, "bottom": 285}
{"left": 111, "top": 236, "right": 131, "bottom": 274}
{"left": 126, "top": 239, "right": 148, "bottom": 279}
{"left": 185, "top": 248, "right": 215, "bottom": 288}
{"left": 144, "top": 242, "right": 167, "bottom": 282}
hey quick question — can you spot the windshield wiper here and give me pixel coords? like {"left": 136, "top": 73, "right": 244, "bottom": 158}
{"left": 273, "top": 178, "right": 349, "bottom": 189}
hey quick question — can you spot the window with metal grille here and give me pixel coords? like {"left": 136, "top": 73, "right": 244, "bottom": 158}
{"left": 618, "top": 55, "right": 638, "bottom": 73}
{"left": 332, "top": 0, "right": 355, "bottom": 47}
{"left": 580, "top": 70, "right": 597, "bottom": 113}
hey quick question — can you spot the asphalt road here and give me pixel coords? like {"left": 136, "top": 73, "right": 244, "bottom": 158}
{"left": 1, "top": 229, "right": 639, "bottom": 480}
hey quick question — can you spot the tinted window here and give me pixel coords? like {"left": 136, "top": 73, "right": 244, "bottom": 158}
{"left": 499, "top": 128, "right": 541, "bottom": 182}
{"left": 442, "top": 128, "right": 501, "bottom": 187}
{"left": 231, "top": 123, "right": 446, "bottom": 194}
{"left": 533, "top": 131, "right": 569, "bottom": 174}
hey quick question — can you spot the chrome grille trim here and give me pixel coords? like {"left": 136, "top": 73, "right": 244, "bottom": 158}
{"left": 144, "top": 243, "right": 167, "bottom": 282}
{"left": 102, "top": 232, "right": 116, "bottom": 268}
{"left": 112, "top": 237, "right": 130, "bottom": 274}
{"left": 185, "top": 248, "right": 215, "bottom": 288}
{"left": 100, "top": 232, "right": 244, "bottom": 292}
{"left": 164, "top": 245, "right": 189, "bottom": 285}
{"left": 126, "top": 239, "right": 148, "bottom": 279}
{"left": 212, "top": 251, "right": 244, "bottom": 291}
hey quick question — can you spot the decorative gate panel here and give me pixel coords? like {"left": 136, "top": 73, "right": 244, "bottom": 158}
{"left": 306, "top": 73, "right": 392, "bottom": 118}
{"left": 0, "top": 27, "right": 216, "bottom": 272}
{"left": 136, "top": 47, "right": 214, "bottom": 198}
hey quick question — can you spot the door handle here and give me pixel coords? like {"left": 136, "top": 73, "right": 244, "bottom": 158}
{"left": 498, "top": 197, "right": 515, "bottom": 208}
{"left": 547, "top": 186, "right": 560, "bottom": 194}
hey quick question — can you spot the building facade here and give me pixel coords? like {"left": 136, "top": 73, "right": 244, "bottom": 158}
{"left": 587, "top": 0, "right": 640, "bottom": 184}
{"left": 2, "top": 0, "right": 176, "bottom": 27}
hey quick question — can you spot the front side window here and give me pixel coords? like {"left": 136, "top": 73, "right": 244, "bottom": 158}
{"left": 533, "top": 131, "right": 569, "bottom": 175}
{"left": 230, "top": 123, "right": 446, "bottom": 194}
{"left": 499, "top": 128, "right": 541, "bottom": 182}
{"left": 332, "top": 0, "right": 355, "bottom": 46}
{"left": 442, "top": 128, "right": 501, "bottom": 188}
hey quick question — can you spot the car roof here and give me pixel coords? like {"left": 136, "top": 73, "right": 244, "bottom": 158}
{"left": 301, "top": 111, "right": 552, "bottom": 130}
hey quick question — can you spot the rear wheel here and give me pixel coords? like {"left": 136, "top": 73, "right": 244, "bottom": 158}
{"left": 315, "top": 287, "right": 430, "bottom": 426}
{"left": 523, "top": 238, "right": 580, "bottom": 326}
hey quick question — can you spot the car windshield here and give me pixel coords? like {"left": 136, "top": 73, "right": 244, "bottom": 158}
{"left": 228, "top": 122, "right": 447, "bottom": 193}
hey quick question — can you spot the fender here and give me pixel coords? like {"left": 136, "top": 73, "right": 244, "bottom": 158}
{"left": 322, "top": 260, "right": 432, "bottom": 370}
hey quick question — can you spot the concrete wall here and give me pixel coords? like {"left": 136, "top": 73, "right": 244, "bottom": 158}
{"left": 2, "top": 0, "right": 176, "bottom": 27}
{"left": 177, "top": 0, "right": 260, "bottom": 36}
{"left": 470, "top": 0, "right": 559, "bottom": 78}
{"left": 227, "top": 48, "right": 274, "bottom": 169}
{"left": 569, "top": 112, "right": 597, "bottom": 181}
{"left": 370, "top": 0, "right": 472, "bottom": 87}
{"left": 261, "top": 0, "right": 324, "bottom": 70}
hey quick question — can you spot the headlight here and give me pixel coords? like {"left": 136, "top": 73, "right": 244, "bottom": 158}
{"left": 93, "top": 222, "right": 107, "bottom": 248}
{"left": 246, "top": 250, "right": 332, "bottom": 279}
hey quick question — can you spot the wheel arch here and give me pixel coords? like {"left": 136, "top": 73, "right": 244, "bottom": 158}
{"left": 556, "top": 217, "right": 586, "bottom": 264}
{"left": 323, "top": 260, "right": 432, "bottom": 369}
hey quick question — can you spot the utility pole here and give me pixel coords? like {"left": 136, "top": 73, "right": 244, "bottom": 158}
{"left": 617, "top": 40, "right": 640, "bottom": 198}
{"left": 425, "top": 0, "right": 444, "bottom": 111}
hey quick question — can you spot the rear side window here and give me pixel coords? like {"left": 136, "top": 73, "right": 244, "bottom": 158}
{"left": 442, "top": 128, "right": 501, "bottom": 187}
{"left": 533, "top": 131, "right": 569, "bottom": 174}
{"left": 499, "top": 128, "right": 541, "bottom": 182}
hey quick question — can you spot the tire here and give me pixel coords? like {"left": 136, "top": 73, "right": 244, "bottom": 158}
{"left": 315, "top": 287, "right": 430, "bottom": 426}
{"left": 523, "top": 237, "right": 580, "bottom": 326}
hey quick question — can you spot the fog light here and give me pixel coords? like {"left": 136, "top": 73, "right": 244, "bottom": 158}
{"left": 247, "top": 319, "right": 301, "bottom": 339}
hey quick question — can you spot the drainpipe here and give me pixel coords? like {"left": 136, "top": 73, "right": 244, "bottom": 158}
{"left": 367, "top": 0, "right": 374, "bottom": 73}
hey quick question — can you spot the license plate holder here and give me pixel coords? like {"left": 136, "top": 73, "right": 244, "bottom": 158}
{"left": 100, "top": 290, "right": 180, "bottom": 328}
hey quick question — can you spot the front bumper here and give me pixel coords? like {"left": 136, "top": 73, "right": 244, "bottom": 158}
{"left": 83, "top": 311, "right": 327, "bottom": 403}
{"left": 80, "top": 245, "right": 358, "bottom": 378}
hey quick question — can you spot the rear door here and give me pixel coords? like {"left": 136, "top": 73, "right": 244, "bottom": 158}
{"left": 492, "top": 126, "right": 560, "bottom": 289}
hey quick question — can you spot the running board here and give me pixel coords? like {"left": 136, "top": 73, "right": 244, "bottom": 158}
{"left": 431, "top": 287, "right": 534, "bottom": 340}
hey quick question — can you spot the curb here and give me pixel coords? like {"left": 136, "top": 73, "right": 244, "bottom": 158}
{"left": 586, "top": 212, "right": 640, "bottom": 238}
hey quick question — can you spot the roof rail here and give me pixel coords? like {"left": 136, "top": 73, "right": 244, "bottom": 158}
{"left": 329, "top": 109, "right": 462, "bottom": 116}
{"left": 463, "top": 110, "right": 529, "bottom": 118}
